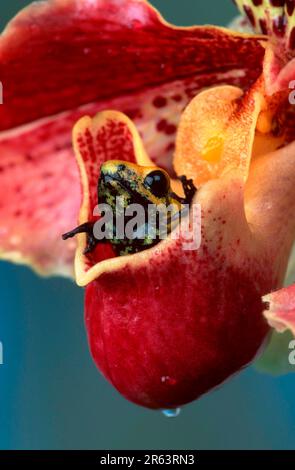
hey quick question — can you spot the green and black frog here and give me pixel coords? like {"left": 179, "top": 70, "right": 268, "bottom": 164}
{"left": 62, "top": 160, "right": 196, "bottom": 256}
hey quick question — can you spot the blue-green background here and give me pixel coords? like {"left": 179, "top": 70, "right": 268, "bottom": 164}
{"left": 1, "top": 0, "right": 295, "bottom": 450}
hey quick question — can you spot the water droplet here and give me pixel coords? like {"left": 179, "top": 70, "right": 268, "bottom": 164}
{"left": 162, "top": 408, "right": 181, "bottom": 418}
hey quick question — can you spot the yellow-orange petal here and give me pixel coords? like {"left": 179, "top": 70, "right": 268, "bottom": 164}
{"left": 174, "top": 83, "right": 265, "bottom": 187}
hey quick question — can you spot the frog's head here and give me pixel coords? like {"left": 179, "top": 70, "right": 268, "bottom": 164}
{"left": 98, "top": 160, "right": 174, "bottom": 209}
{"left": 62, "top": 159, "right": 188, "bottom": 257}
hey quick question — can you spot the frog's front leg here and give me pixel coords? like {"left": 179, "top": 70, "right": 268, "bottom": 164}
{"left": 62, "top": 222, "right": 99, "bottom": 255}
{"left": 171, "top": 176, "right": 197, "bottom": 205}
{"left": 179, "top": 175, "right": 197, "bottom": 205}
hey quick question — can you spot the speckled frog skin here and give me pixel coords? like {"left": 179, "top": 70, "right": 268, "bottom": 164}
{"left": 63, "top": 160, "right": 196, "bottom": 256}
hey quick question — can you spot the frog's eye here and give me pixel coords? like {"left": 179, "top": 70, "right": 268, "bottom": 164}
{"left": 143, "top": 170, "right": 170, "bottom": 198}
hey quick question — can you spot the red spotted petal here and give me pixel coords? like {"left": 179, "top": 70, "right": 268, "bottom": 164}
{"left": 0, "top": 0, "right": 265, "bottom": 275}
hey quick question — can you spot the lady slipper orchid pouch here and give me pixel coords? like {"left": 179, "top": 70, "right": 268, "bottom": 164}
{"left": 1, "top": 0, "right": 295, "bottom": 426}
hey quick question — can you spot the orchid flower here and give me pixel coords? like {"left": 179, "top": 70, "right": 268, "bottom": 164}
{"left": 1, "top": 0, "right": 295, "bottom": 409}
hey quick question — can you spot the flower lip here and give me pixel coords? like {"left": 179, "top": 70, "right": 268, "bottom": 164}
{"left": 82, "top": 127, "right": 295, "bottom": 409}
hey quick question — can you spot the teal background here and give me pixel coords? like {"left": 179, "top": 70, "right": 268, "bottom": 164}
{"left": 1, "top": 0, "right": 295, "bottom": 450}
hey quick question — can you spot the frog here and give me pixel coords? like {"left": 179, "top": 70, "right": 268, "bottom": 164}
{"left": 62, "top": 160, "right": 196, "bottom": 256}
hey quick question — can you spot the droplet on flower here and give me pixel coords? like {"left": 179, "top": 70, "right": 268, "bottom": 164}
{"left": 162, "top": 408, "right": 181, "bottom": 418}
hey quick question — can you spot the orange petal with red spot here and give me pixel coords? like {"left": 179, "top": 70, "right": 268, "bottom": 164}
{"left": 174, "top": 83, "right": 265, "bottom": 186}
